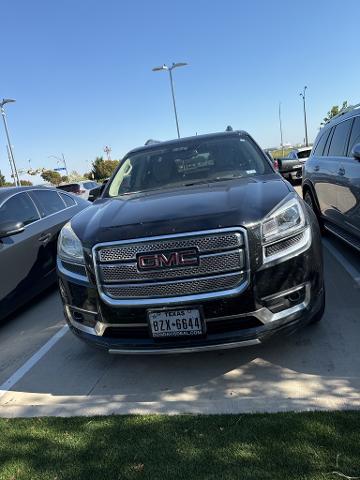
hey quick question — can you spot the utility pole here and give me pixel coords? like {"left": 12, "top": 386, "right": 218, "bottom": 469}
{"left": 104, "top": 146, "right": 112, "bottom": 161}
{"left": 278, "top": 102, "right": 284, "bottom": 158}
{"left": 300, "top": 86, "right": 309, "bottom": 147}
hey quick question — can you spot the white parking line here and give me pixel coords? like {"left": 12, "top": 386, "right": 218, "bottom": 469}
{"left": 0, "top": 325, "right": 69, "bottom": 399}
{"left": 323, "top": 238, "right": 360, "bottom": 285}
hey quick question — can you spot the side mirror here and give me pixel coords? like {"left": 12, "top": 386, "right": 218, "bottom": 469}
{"left": 0, "top": 221, "right": 25, "bottom": 238}
{"left": 88, "top": 180, "right": 108, "bottom": 202}
{"left": 351, "top": 143, "right": 360, "bottom": 160}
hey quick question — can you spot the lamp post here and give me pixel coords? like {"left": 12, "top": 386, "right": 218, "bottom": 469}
{"left": 278, "top": 102, "right": 284, "bottom": 158}
{"left": 152, "top": 62, "right": 188, "bottom": 138}
{"left": 0, "top": 98, "right": 20, "bottom": 186}
{"left": 299, "top": 86, "right": 309, "bottom": 147}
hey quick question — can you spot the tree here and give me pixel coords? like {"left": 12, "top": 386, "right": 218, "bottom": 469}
{"left": 41, "top": 170, "right": 62, "bottom": 185}
{"left": 91, "top": 157, "right": 119, "bottom": 181}
{"left": 322, "top": 101, "right": 348, "bottom": 125}
{"left": 20, "top": 180, "right": 33, "bottom": 186}
{"left": 61, "top": 175, "right": 69, "bottom": 183}
{"left": 0, "top": 171, "right": 5, "bottom": 187}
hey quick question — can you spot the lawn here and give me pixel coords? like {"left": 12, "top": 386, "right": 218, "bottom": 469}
{"left": 0, "top": 412, "right": 359, "bottom": 480}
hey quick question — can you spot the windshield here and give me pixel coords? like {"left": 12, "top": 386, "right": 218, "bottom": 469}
{"left": 108, "top": 136, "right": 272, "bottom": 197}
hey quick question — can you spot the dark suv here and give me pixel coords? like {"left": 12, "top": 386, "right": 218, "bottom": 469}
{"left": 57, "top": 131, "right": 324, "bottom": 354}
{"left": 303, "top": 105, "right": 360, "bottom": 250}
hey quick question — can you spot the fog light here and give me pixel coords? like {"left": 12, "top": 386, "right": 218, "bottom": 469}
{"left": 262, "top": 285, "right": 306, "bottom": 313}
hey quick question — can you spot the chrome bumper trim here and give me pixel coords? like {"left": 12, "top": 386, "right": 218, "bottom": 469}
{"left": 65, "top": 283, "right": 311, "bottom": 338}
{"left": 108, "top": 339, "right": 261, "bottom": 355}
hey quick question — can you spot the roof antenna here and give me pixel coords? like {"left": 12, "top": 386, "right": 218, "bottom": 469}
{"left": 225, "top": 125, "right": 233, "bottom": 132}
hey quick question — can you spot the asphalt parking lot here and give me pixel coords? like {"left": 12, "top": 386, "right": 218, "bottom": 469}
{"left": 0, "top": 227, "right": 359, "bottom": 418}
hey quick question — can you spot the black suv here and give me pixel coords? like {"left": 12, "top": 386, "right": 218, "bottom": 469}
{"left": 303, "top": 105, "right": 360, "bottom": 250}
{"left": 57, "top": 131, "right": 324, "bottom": 354}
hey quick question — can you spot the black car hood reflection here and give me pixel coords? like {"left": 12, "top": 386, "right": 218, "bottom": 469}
{"left": 72, "top": 174, "right": 292, "bottom": 246}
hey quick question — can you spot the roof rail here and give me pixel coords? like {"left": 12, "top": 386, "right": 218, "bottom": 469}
{"left": 326, "top": 103, "right": 360, "bottom": 124}
{"left": 144, "top": 139, "right": 161, "bottom": 145}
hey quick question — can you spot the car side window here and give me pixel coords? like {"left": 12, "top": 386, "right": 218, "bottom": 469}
{"left": 313, "top": 129, "right": 331, "bottom": 156}
{"left": 29, "top": 190, "right": 67, "bottom": 217}
{"left": 0, "top": 193, "right": 40, "bottom": 226}
{"left": 59, "top": 192, "right": 76, "bottom": 207}
{"left": 347, "top": 116, "right": 360, "bottom": 156}
{"left": 327, "top": 119, "right": 353, "bottom": 157}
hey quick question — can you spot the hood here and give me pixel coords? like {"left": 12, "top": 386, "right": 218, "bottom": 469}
{"left": 72, "top": 174, "right": 292, "bottom": 246}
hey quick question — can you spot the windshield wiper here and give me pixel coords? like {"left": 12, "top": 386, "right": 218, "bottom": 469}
{"left": 183, "top": 175, "right": 245, "bottom": 187}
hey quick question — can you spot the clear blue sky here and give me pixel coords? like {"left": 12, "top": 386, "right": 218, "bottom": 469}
{"left": 1, "top": 0, "right": 359, "bottom": 181}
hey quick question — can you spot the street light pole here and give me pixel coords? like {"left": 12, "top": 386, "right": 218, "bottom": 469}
{"left": 0, "top": 98, "right": 20, "bottom": 186}
{"left": 152, "top": 62, "right": 188, "bottom": 139}
{"left": 6, "top": 145, "right": 16, "bottom": 186}
{"left": 300, "top": 86, "right": 309, "bottom": 147}
{"left": 278, "top": 102, "right": 284, "bottom": 158}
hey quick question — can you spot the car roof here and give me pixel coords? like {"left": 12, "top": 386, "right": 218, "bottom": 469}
{"left": 125, "top": 130, "right": 249, "bottom": 156}
{"left": 322, "top": 104, "right": 360, "bottom": 130}
{"left": 0, "top": 185, "right": 64, "bottom": 202}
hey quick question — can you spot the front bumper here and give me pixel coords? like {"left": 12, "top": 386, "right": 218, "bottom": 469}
{"left": 58, "top": 218, "right": 324, "bottom": 354}
{"left": 59, "top": 270, "right": 323, "bottom": 353}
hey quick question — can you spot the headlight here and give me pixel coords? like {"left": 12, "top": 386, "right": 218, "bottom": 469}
{"left": 58, "top": 222, "right": 84, "bottom": 264}
{"left": 261, "top": 196, "right": 311, "bottom": 266}
{"left": 262, "top": 197, "right": 305, "bottom": 243}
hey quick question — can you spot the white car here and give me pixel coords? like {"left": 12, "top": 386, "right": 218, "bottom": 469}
{"left": 57, "top": 181, "right": 100, "bottom": 200}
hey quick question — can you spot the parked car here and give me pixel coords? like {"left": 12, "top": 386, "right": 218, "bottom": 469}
{"left": 57, "top": 130, "right": 325, "bottom": 354}
{"left": 0, "top": 187, "right": 89, "bottom": 321}
{"left": 276, "top": 147, "right": 312, "bottom": 182}
{"left": 303, "top": 104, "right": 360, "bottom": 250}
{"left": 57, "top": 181, "right": 100, "bottom": 200}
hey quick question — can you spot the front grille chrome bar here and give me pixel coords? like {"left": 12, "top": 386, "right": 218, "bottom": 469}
{"left": 92, "top": 227, "right": 250, "bottom": 306}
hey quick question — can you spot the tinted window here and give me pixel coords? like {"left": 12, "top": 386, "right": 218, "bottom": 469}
{"left": 347, "top": 116, "right": 360, "bottom": 155}
{"left": 59, "top": 192, "right": 76, "bottom": 207}
{"left": 0, "top": 193, "right": 39, "bottom": 226}
{"left": 327, "top": 119, "right": 352, "bottom": 156}
{"left": 30, "top": 190, "right": 66, "bottom": 217}
{"left": 57, "top": 184, "right": 80, "bottom": 193}
{"left": 313, "top": 129, "right": 331, "bottom": 156}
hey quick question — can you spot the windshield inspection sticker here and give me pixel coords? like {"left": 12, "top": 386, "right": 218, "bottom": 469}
{"left": 246, "top": 169, "right": 256, "bottom": 174}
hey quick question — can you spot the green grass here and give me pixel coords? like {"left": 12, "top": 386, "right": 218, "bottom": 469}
{"left": 270, "top": 148, "right": 292, "bottom": 159}
{"left": 0, "top": 412, "right": 359, "bottom": 479}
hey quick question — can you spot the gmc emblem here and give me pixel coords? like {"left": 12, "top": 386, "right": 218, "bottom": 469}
{"left": 137, "top": 248, "right": 199, "bottom": 271}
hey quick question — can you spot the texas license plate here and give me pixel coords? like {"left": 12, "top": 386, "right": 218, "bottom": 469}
{"left": 148, "top": 308, "right": 204, "bottom": 338}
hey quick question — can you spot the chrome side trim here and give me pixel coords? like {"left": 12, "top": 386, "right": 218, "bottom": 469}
{"left": 57, "top": 257, "right": 89, "bottom": 283}
{"left": 92, "top": 227, "right": 251, "bottom": 307}
{"left": 260, "top": 226, "right": 312, "bottom": 269}
{"left": 108, "top": 339, "right": 261, "bottom": 355}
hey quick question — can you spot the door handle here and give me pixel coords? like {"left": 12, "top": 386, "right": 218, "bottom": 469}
{"left": 38, "top": 232, "right": 52, "bottom": 244}
{"left": 314, "top": 165, "right": 320, "bottom": 172}
{"left": 338, "top": 167, "right": 345, "bottom": 176}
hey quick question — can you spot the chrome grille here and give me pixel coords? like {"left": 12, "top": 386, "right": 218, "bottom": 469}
{"left": 93, "top": 228, "right": 248, "bottom": 303}
{"left": 99, "top": 250, "right": 244, "bottom": 283}
{"left": 104, "top": 273, "right": 245, "bottom": 299}
{"left": 98, "top": 232, "right": 243, "bottom": 262}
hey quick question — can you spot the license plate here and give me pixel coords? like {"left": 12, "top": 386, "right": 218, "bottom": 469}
{"left": 148, "top": 308, "right": 204, "bottom": 338}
